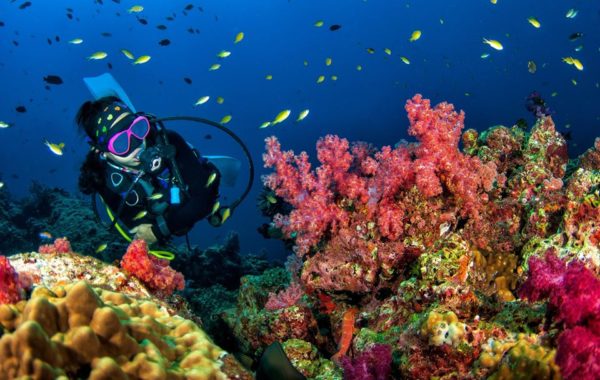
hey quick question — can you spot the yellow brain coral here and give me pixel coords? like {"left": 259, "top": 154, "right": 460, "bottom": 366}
{"left": 0, "top": 281, "right": 251, "bottom": 380}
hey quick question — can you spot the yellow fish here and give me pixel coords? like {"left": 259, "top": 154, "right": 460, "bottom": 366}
{"left": 527, "top": 60, "right": 537, "bottom": 74}
{"left": 216, "top": 96, "right": 225, "bottom": 104}
{"left": 316, "top": 75, "right": 325, "bottom": 83}
{"left": 0, "top": 182, "right": 4, "bottom": 189}
{"left": 409, "top": 30, "right": 422, "bottom": 42}
{"left": 331, "top": 75, "right": 338, "bottom": 81}
{"left": 265, "top": 74, "right": 273, "bottom": 80}
{"left": 133, "top": 210, "right": 148, "bottom": 221}
{"left": 480, "top": 53, "right": 490, "bottom": 59}
{"left": 483, "top": 38, "right": 503, "bottom": 50}
{"left": 128, "top": 5, "right": 144, "bottom": 13}
{"left": 400, "top": 56, "right": 410, "bottom": 65}
{"left": 217, "top": 50, "right": 231, "bottom": 58}
{"left": 527, "top": 17, "right": 541, "bottom": 28}
{"left": 220, "top": 115, "right": 232, "bottom": 124}
{"left": 314, "top": 20, "right": 324, "bottom": 27}
{"left": 209, "top": 63, "right": 221, "bottom": 71}
{"left": 266, "top": 194, "right": 277, "bottom": 204}
{"left": 147, "top": 193, "right": 164, "bottom": 200}
{"left": 210, "top": 201, "right": 220, "bottom": 215}
{"left": 366, "top": 48, "right": 375, "bottom": 54}
{"left": 356, "top": 65, "right": 363, "bottom": 71}
{"left": 45, "top": 141, "right": 65, "bottom": 156}
{"left": 303, "top": 60, "right": 309, "bottom": 66}
{"left": 95, "top": 243, "right": 108, "bottom": 253}
{"left": 571, "top": 58, "right": 584, "bottom": 71}
{"left": 87, "top": 51, "right": 108, "bottom": 60}
{"left": 220, "top": 207, "right": 231, "bottom": 223}
{"left": 0, "top": 121, "right": 12, "bottom": 129}
{"left": 206, "top": 172, "right": 217, "bottom": 188}
{"left": 490, "top": 0, "right": 497, "bottom": 4}
{"left": 565, "top": 8, "right": 578, "bottom": 19}
{"left": 121, "top": 49, "right": 134, "bottom": 59}
{"left": 325, "top": 57, "right": 332, "bottom": 66}
{"left": 296, "top": 109, "right": 310, "bottom": 122}
{"left": 68, "top": 38, "right": 83, "bottom": 45}
{"left": 133, "top": 55, "right": 151, "bottom": 65}
{"left": 259, "top": 121, "right": 271, "bottom": 129}
{"left": 234, "top": 32, "right": 244, "bottom": 43}
{"left": 272, "top": 109, "right": 291, "bottom": 125}
{"left": 384, "top": 48, "right": 392, "bottom": 55}
{"left": 195, "top": 96, "right": 210, "bottom": 106}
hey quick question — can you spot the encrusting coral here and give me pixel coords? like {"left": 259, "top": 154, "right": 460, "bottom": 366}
{"left": 0, "top": 281, "right": 252, "bottom": 379}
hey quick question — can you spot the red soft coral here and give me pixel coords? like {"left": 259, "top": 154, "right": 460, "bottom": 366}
{"left": 38, "top": 237, "right": 72, "bottom": 254}
{"left": 0, "top": 256, "right": 23, "bottom": 304}
{"left": 120, "top": 239, "right": 185, "bottom": 297}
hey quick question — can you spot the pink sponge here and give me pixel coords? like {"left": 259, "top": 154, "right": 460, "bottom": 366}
{"left": 0, "top": 255, "right": 23, "bottom": 304}
{"left": 120, "top": 239, "right": 185, "bottom": 297}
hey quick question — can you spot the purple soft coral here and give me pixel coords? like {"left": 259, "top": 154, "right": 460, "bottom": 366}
{"left": 339, "top": 344, "right": 393, "bottom": 380}
{"left": 520, "top": 250, "right": 600, "bottom": 380}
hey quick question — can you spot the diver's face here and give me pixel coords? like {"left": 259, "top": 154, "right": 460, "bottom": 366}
{"left": 105, "top": 141, "right": 145, "bottom": 168}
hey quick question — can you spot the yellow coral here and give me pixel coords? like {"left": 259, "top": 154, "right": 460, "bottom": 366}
{"left": 420, "top": 310, "right": 467, "bottom": 347}
{"left": 0, "top": 281, "right": 250, "bottom": 379}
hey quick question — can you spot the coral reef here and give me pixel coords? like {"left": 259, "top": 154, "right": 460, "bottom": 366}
{"left": 0, "top": 281, "right": 251, "bottom": 379}
{"left": 251, "top": 94, "right": 600, "bottom": 379}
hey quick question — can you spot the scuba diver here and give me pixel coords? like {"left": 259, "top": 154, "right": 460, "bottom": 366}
{"left": 77, "top": 73, "right": 252, "bottom": 258}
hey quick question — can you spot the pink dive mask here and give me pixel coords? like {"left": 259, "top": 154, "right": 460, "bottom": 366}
{"left": 107, "top": 115, "right": 151, "bottom": 156}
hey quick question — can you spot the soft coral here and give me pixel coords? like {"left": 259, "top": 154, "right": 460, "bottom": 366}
{"left": 0, "top": 255, "right": 23, "bottom": 304}
{"left": 520, "top": 250, "right": 600, "bottom": 380}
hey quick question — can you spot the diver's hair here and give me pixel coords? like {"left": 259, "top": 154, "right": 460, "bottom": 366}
{"left": 76, "top": 96, "right": 121, "bottom": 194}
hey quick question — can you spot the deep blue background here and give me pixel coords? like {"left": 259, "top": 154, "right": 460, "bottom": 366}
{"left": 1, "top": 0, "right": 598, "bottom": 260}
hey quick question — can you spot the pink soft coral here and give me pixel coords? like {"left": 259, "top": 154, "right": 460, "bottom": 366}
{"left": 38, "top": 237, "right": 72, "bottom": 254}
{"left": 0, "top": 255, "right": 23, "bottom": 304}
{"left": 265, "top": 282, "right": 304, "bottom": 311}
{"left": 520, "top": 250, "right": 600, "bottom": 380}
{"left": 120, "top": 239, "right": 185, "bottom": 297}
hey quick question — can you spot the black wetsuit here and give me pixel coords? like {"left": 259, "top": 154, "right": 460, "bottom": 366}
{"left": 98, "top": 130, "right": 220, "bottom": 243}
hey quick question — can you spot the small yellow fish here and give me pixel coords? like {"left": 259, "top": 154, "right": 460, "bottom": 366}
{"left": 303, "top": 60, "right": 309, "bottom": 66}
{"left": 572, "top": 58, "right": 584, "bottom": 71}
{"left": 45, "top": 141, "right": 65, "bottom": 156}
{"left": 68, "top": 38, "right": 83, "bottom": 45}
{"left": 551, "top": 92, "right": 558, "bottom": 97}
{"left": 366, "top": 48, "right": 375, "bottom": 54}
{"left": 128, "top": 5, "right": 144, "bottom": 13}
{"left": 210, "top": 201, "right": 220, "bottom": 215}
{"left": 325, "top": 57, "right": 332, "bottom": 66}
{"left": 565, "top": 8, "right": 578, "bottom": 19}
{"left": 574, "top": 45, "right": 583, "bottom": 52}
{"left": 87, "top": 51, "right": 108, "bottom": 60}
{"left": 39, "top": 231, "right": 52, "bottom": 240}
{"left": 490, "top": 0, "right": 497, "bottom": 4}
{"left": 400, "top": 56, "right": 410, "bottom": 65}
{"left": 527, "top": 17, "right": 541, "bottom": 28}
{"left": 133, "top": 210, "right": 148, "bottom": 221}
{"left": 195, "top": 96, "right": 210, "bottom": 106}
{"left": 220, "top": 207, "right": 231, "bottom": 223}
{"left": 0, "top": 121, "right": 12, "bottom": 129}
{"left": 259, "top": 121, "right": 271, "bottom": 129}
{"left": 480, "top": 53, "right": 490, "bottom": 59}
{"left": 571, "top": 79, "right": 577, "bottom": 86}
{"left": 133, "top": 55, "right": 151, "bottom": 65}
{"left": 206, "top": 172, "right": 217, "bottom": 188}
{"left": 483, "top": 38, "right": 503, "bottom": 51}
{"left": 266, "top": 194, "right": 277, "bottom": 204}
{"left": 528, "top": 60, "right": 537, "bottom": 74}
{"left": 316, "top": 75, "right": 325, "bottom": 83}
{"left": 234, "top": 32, "right": 244, "bottom": 43}
{"left": 331, "top": 75, "right": 338, "bottom": 81}
{"left": 220, "top": 115, "right": 232, "bottom": 124}
{"left": 409, "top": 30, "right": 422, "bottom": 42}
{"left": 265, "top": 74, "right": 273, "bottom": 80}
{"left": 314, "top": 20, "right": 324, "bottom": 27}
{"left": 209, "top": 63, "right": 221, "bottom": 71}
{"left": 296, "top": 109, "right": 310, "bottom": 122}
{"left": 217, "top": 50, "right": 231, "bottom": 58}
{"left": 356, "top": 65, "right": 363, "bottom": 71}
{"left": 147, "top": 193, "right": 164, "bottom": 200}
{"left": 272, "top": 109, "right": 291, "bottom": 125}
{"left": 216, "top": 96, "right": 224, "bottom": 104}
{"left": 121, "top": 49, "right": 134, "bottom": 59}
{"left": 0, "top": 182, "right": 4, "bottom": 189}
{"left": 384, "top": 48, "right": 392, "bottom": 55}
{"left": 95, "top": 243, "right": 108, "bottom": 253}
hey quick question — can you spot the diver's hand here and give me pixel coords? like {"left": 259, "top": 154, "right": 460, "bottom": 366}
{"left": 131, "top": 223, "right": 158, "bottom": 244}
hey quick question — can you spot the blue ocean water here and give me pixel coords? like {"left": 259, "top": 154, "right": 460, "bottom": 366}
{"left": 0, "top": 0, "right": 598, "bottom": 260}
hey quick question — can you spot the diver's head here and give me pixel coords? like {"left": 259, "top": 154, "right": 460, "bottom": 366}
{"left": 76, "top": 96, "right": 151, "bottom": 168}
